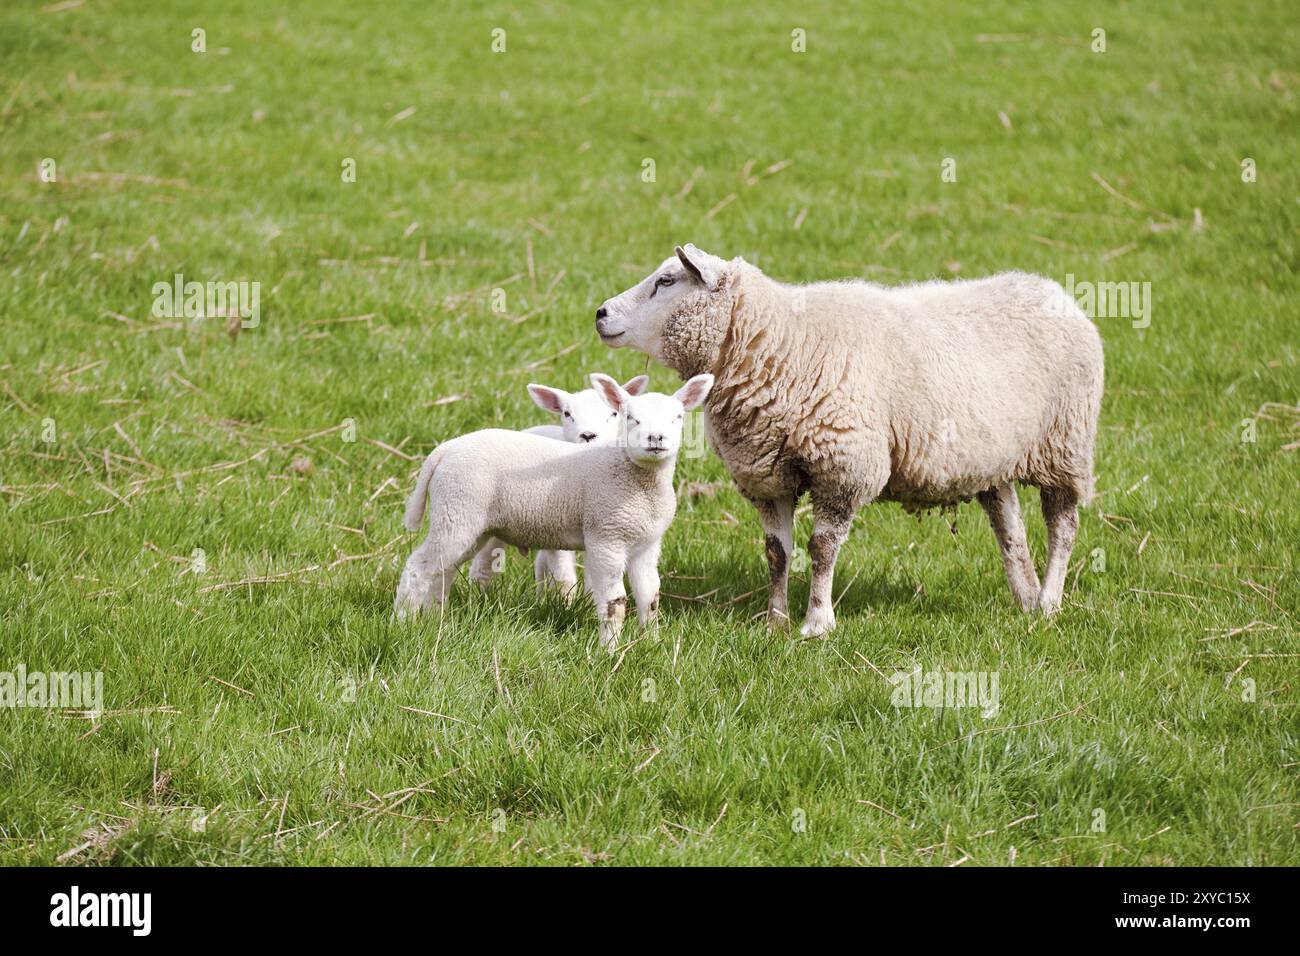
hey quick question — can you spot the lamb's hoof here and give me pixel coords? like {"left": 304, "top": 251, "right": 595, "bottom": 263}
{"left": 1037, "top": 594, "right": 1061, "bottom": 616}
{"left": 799, "top": 607, "right": 835, "bottom": 638}
{"left": 767, "top": 607, "right": 791, "bottom": 632}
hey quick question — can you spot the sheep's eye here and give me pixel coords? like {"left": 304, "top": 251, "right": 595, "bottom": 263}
{"left": 563, "top": 411, "right": 572, "bottom": 419}
{"left": 628, "top": 417, "right": 639, "bottom": 426}
{"left": 609, "top": 412, "right": 617, "bottom": 419}
{"left": 655, "top": 275, "right": 674, "bottom": 288}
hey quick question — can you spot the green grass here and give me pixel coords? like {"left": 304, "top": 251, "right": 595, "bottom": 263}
{"left": 1, "top": 0, "right": 1296, "bottom": 866}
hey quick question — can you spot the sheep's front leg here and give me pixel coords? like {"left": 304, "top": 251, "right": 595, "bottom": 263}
{"left": 977, "top": 483, "right": 1040, "bottom": 611}
{"left": 751, "top": 496, "right": 795, "bottom": 630}
{"left": 627, "top": 541, "right": 662, "bottom": 631}
{"left": 1037, "top": 487, "right": 1079, "bottom": 614}
{"left": 585, "top": 547, "right": 628, "bottom": 654}
{"left": 801, "top": 496, "right": 854, "bottom": 638}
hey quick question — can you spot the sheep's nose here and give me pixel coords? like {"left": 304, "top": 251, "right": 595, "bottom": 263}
{"left": 579, "top": 432, "right": 597, "bottom": 443}
{"left": 647, "top": 433, "right": 665, "bottom": 444}
{"left": 596, "top": 306, "right": 608, "bottom": 320}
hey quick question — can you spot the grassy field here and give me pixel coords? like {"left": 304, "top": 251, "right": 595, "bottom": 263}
{"left": 0, "top": 0, "right": 1296, "bottom": 866}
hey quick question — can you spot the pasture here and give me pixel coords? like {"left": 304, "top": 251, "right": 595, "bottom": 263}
{"left": 0, "top": 0, "right": 1296, "bottom": 864}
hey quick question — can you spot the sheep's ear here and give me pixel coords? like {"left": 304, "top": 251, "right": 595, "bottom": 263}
{"left": 676, "top": 244, "right": 719, "bottom": 290}
{"left": 527, "top": 384, "right": 567, "bottom": 415}
{"left": 589, "top": 373, "right": 628, "bottom": 412}
{"left": 673, "top": 373, "right": 714, "bottom": 411}
{"left": 622, "top": 374, "right": 650, "bottom": 396}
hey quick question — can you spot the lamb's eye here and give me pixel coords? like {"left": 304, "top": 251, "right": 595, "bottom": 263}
{"left": 563, "top": 411, "right": 572, "bottom": 419}
{"left": 628, "top": 417, "right": 639, "bottom": 426}
{"left": 609, "top": 412, "right": 617, "bottom": 419}
{"left": 655, "top": 275, "right": 674, "bottom": 288}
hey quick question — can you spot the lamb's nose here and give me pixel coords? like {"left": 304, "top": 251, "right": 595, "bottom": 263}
{"left": 647, "top": 433, "right": 664, "bottom": 444}
{"left": 579, "top": 432, "right": 597, "bottom": 443}
{"left": 596, "top": 306, "right": 608, "bottom": 320}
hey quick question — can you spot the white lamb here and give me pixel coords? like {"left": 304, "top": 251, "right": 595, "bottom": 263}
{"left": 595, "top": 244, "right": 1104, "bottom": 636}
{"left": 395, "top": 372, "right": 715, "bottom": 649}
{"left": 467, "top": 374, "right": 648, "bottom": 595}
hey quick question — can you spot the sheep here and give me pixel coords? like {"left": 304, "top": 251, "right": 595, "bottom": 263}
{"left": 395, "top": 372, "right": 715, "bottom": 649}
{"left": 594, "top": 243, "right": 1103, "bottom": 636}
{"left": 467, "top": 374, "right": 649, "bottom": 596}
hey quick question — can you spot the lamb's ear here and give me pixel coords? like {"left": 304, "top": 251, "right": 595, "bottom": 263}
{"left": 589, "top": 373, "right": 629, "bottom": 412}
{"left": 675, "top": 244, "right": 719, "bottom": 290}
{"left": 673, "top": 373, "right": 714, "bottom": 411}
{"left": 527, "top": 384, "right": 567, "bottom": 416}
{"left": 622, "top": 374, "right": 650, "bottom": 396}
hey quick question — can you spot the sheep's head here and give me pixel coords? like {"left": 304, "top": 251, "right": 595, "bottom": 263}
{"left": 527, "top": 375, "right": 649, "bottom": 444}
{"left": 589, "top": 372, "right": 714, "bottom": 467}
{"left": 595, "top": 244, "right": 737, "bottom": 377}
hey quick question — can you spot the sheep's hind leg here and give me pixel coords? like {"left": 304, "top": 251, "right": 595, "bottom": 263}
{"left": 468, "top": 538, "right": 507, "bottom": 589}
{"left": 535, "top": 549, "right": 579, "bottom": 601}
{"left": 393, "top": 526, "right": 486, "bottom": 619}
{"left": 1037, "top": 487, "right": 1079, "bottom": 615}
{"left": 976, "top": 483, "right": 1040, "bottom": 612}
{"left": 751, "top": 496, "right": 795, "bottom": 631}
{"left": 801, "top": 494, "right": 855, "bottom": 638}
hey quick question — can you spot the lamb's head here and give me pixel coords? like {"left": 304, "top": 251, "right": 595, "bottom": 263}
{"left": 527, "top": 375, "right": 649, "bottom": 443}
{"left": 595, "top": 244, "right": 739, "bottom": 376}
{"left": 590, "top": 372, "right": 714, "bottom": 467}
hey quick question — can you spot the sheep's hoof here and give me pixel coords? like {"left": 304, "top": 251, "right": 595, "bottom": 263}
{"left": 767, "top": 607, "right": 791, "bottom": 632}
{"left": 799, "top": 608, "right": 835, "bottom": 638}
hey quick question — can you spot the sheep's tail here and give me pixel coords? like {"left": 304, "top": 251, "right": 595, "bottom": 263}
{"left": 403, "top": 447, "right": 443, "bottom": 532}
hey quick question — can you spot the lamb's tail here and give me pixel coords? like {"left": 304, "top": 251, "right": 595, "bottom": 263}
{"left": 403, "top": 448, "right": 443, "bottom": 532}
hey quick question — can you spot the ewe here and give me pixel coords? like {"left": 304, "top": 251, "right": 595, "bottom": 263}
{"left": 595, "top": 244, "right": 1103, "bottom": 636}
{"left": 395, "top": 372, "right": 714, "bottom": 649}
{"left": 468, "top": 374, "right": 648, "bottom": 595}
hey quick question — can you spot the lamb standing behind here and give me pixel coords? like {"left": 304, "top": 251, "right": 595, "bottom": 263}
{"left": 595, "top": 244, "right": 1103, "bottom": 636}
{"left": 395, "top": 373, "right": 714, "bottom": 649}
{"left": 468, "top": 374, "right": 648, "bottom": 595}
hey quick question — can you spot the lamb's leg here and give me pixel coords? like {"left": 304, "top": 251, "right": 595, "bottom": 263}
{"left": 1038, "top": 487, "right": 1079, "bottom": 614}
{"left": 977, "top": 483, "right": 1040, "bottom": 612}
{"left": 751, "top": 496, "right": 795, "bottom": 630}
{"left": 469, "top": 537, "right": 506, "bottom": 589}
{"left": 393, "top": 524, "right": 484, "bottom": 620}
{"left": 394, "top": 544, "right": 438, "bottom": 620}
{"left": 627, "top": 541, "right": 662, "bottom": 630}
{"left": 585, "top": 546, "right": 627, "bottom": 654}
{"left": 535, "top": 549, "right": 579, "bottom": 600}
{"left": 801, "top": 494, "right": 854, "bottom": 638}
